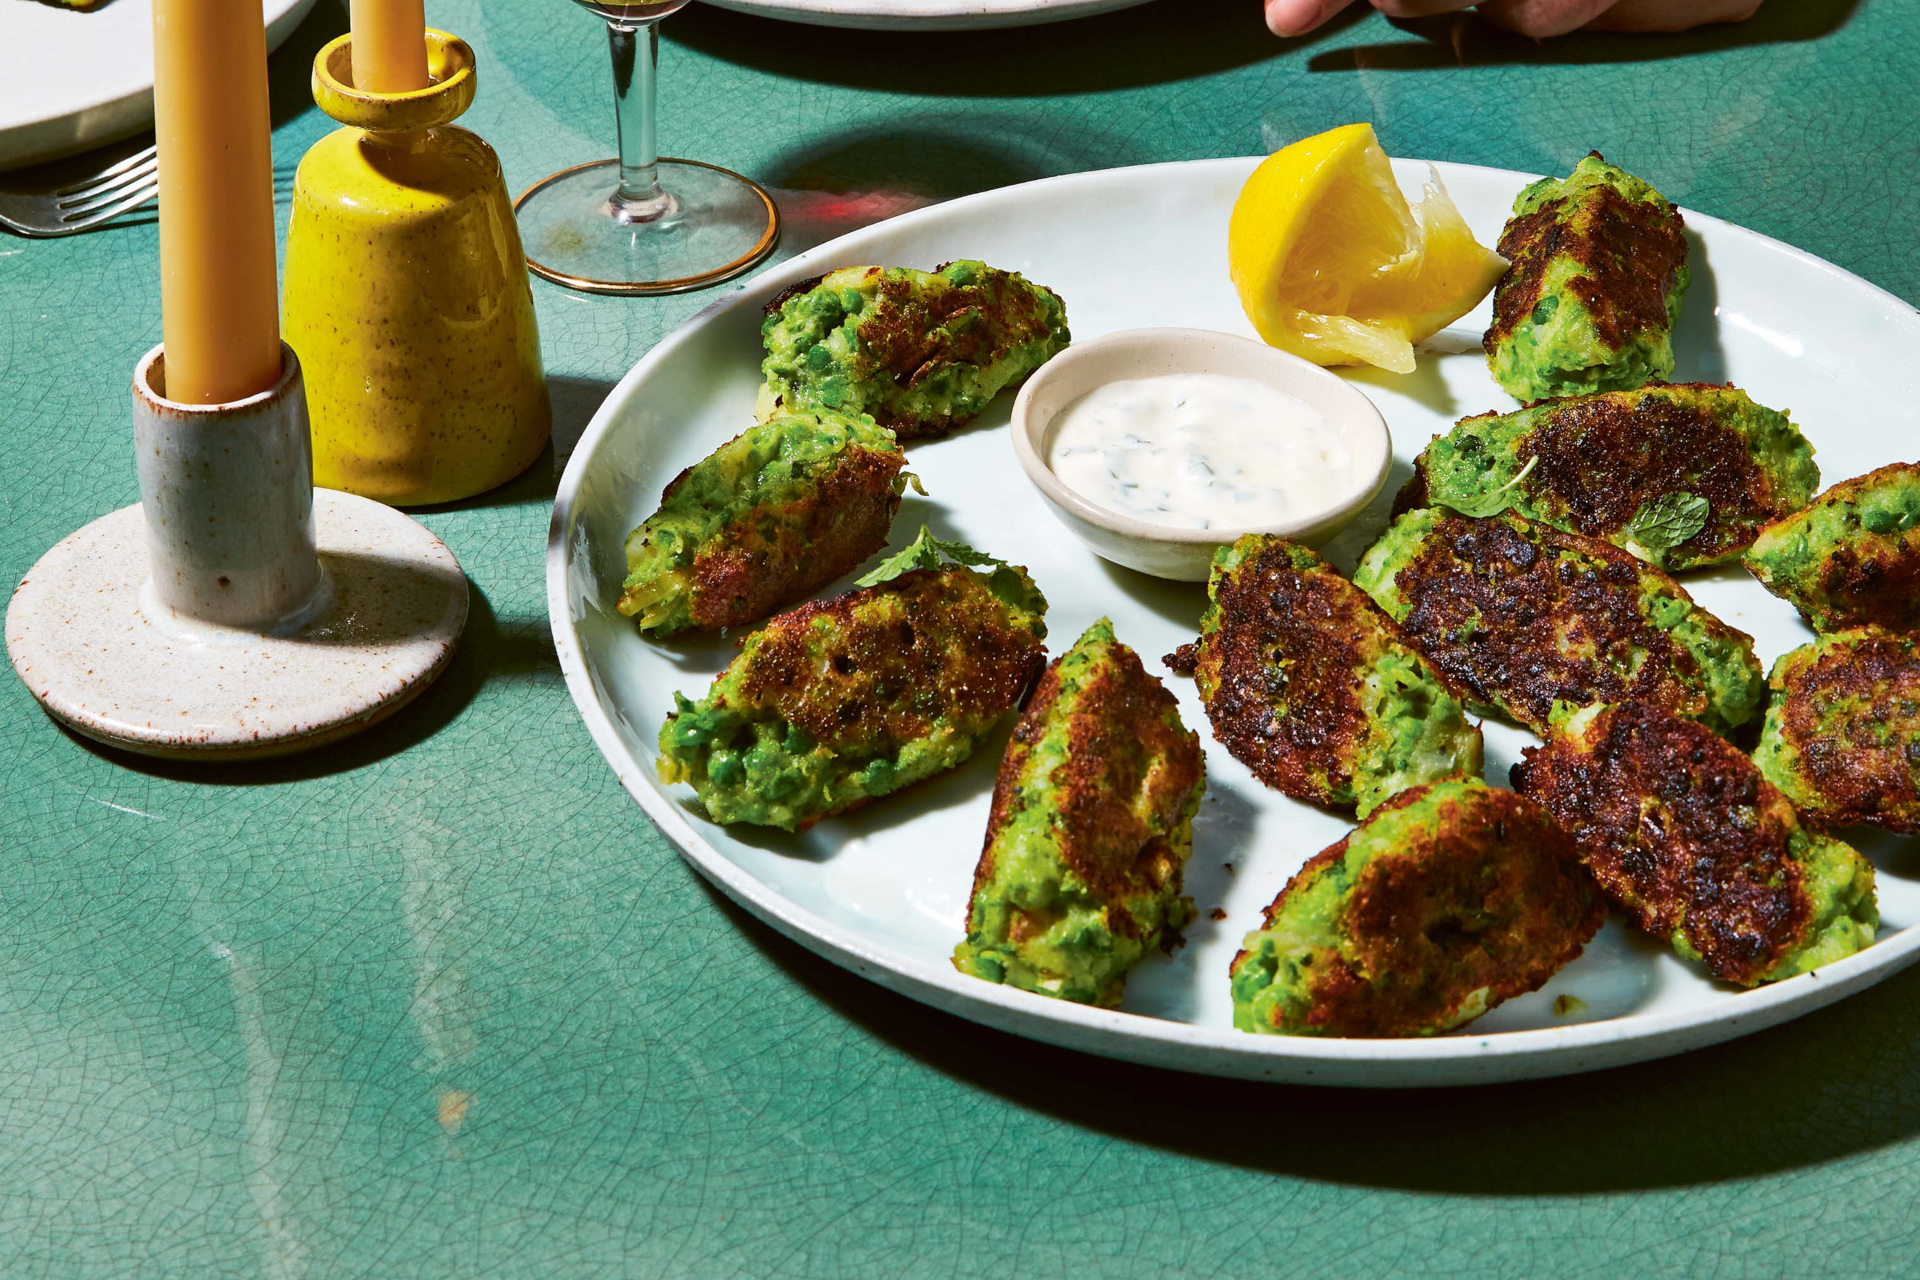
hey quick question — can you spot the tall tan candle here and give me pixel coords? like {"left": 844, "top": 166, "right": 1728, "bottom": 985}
{"left": 350, "top": 0, "right": 430, "bottom": 93}
{"left": 150, "top": 0, "right": 282, "bottom": 406}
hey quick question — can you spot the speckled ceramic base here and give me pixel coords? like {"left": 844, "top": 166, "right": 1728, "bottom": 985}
{"left": 6, "top": 489, "right": 467, "bottom": 760}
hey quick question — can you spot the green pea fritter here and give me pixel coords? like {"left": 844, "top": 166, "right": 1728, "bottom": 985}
{"left": 657, "top": 557, "right": 1047, "bottom": 832}
{"left": 1484, "top": 152, "right": 1690, "bottom": 402}
{"left": 1165, "top": 534, "right": 1484, "bottom": 819}
{"left": 1397, "top": 383, "right": 1819, "bottom": 571}
{"left": 617, "top": 409, "right": 909, "bottom": 638}
{"left": 954, "top": 618, "right": 1206, "bottom": 1007}
{"left": 759, "top": 261, "right": 1070, "bottom": 440}
{"left": 1230, "top": 778, "right": 1603, "bottom": 1038}
{"left": 1514, "top": 701, "right": 1878, "bottom": 987}
{"left": 1744, "top": 462, "right": 1920, "bottom": 634}
{"left": 1755, "top": 628, "right": 1920, "bottom": 833}
{"left": 1354, "top": 508, "right": 1763, "bottom": 737}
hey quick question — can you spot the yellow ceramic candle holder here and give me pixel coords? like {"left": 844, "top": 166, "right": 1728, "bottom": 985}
{"left": 284, "top": 30, "right": 550, "bottom": 506}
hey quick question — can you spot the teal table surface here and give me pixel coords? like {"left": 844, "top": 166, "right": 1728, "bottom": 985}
{"left": 4, "top": 1, "right": 1918, "bottom": 1274}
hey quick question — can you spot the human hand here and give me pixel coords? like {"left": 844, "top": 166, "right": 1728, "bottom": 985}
{"left": 1265, "top": 0, "right": 1763, "bottom": 39}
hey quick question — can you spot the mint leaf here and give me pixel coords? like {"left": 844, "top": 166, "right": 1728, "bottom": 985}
{"left": 1436, "top": 455, "right": 1538, "bottom": 519}
{"left": 1624, "top": 491, "right": 1709, "bottom": 555}
{"left": 855, "top": 526, "right": 1008, "bottom": 588}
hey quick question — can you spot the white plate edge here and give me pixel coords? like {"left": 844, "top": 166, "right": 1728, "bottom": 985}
{"left": 544, "top": 155, "right": 1920, "bottom": 1085}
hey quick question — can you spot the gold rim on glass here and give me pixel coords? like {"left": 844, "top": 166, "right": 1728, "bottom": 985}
{"left": 514, "top": 158, "right": 781, "bottom": 297}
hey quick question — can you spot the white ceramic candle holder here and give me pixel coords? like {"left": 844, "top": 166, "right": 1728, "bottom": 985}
{"left": 5, "top": 343, "right": 468, "bottom": 760}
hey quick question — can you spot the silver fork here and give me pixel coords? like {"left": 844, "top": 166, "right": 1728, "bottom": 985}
{"left": 0, "top": 139, "right": 159, "bottom": 238}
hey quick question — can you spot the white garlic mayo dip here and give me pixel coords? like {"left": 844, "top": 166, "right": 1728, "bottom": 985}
{"left": 1044, "top": 372, "right": 1356, "bottom": 532}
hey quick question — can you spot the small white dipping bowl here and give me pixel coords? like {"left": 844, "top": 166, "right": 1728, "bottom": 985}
{"left": 1010, "top": 327, "right": 1393, "bottom": 581}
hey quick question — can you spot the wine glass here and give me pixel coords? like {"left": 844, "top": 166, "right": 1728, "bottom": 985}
{"left": 514, "top": 0, "right": 779, "bottom": 295}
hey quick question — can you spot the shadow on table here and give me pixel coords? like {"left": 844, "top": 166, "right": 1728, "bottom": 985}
{"left": 1310, "top": 0, "right": 1860, "bottom": 72}
{"left": 270, "top": 0, "right": 349, "bottom": 126}
{"left": 667, "top": 0, "right": 1364, "bottom": 97}
{"left": 761, "top": 120, "right": 1156, "bottom": 254}
{"left": 65, "top": 578, "right": 554, "bottom": 786}
{"left": 400, "top": 373, "right": 615, "bottom": 516}
{"left": 769, "top": 120, "right": 1117, "bottom": 209}
{"left": 761, "top": 108, "right": 1188, "bottom": 254}
{"left": 705, "top": 880, "right": 1920, "bottom": 1193}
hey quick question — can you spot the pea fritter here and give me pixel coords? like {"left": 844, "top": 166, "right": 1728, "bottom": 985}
{"left": 1166, "top": 535, "right": 1483, "bottom": 818}
{"left": 1755, "top": 628, "right": 1920, "bottom": 832}
{"left": 1484, "top": 152, "right": 1690, "bottom": 402}
{"left": 657, "top": 556, "right": 1047, "bottom": 831}
{"left": 760, "top": 261, "right": 1070, "bottom": 440}
{"left": 1230, "top": 779, "right": 1603, "bottom": 1038}
{"left": 954, "top": 619, "right": 1205, "bottom": 1007}
{"left": 1398, "top": 383, "right": 1819, "bottom": 571}
{"left": 1744, "top": 462, "right": 1920, "bottom": 633}
{"left": 1514, "top": 701, "right": 1878, "bottom": 987}
{"left": 1355, "top": 509, "right": 1763, "bottom": 736}
{"left": 618, "top": 409, "right": 909, "bottom": 638}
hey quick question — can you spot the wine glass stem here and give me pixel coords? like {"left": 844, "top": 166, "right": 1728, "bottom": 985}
{"left": 606, "top": 19, "right": 670, "bottom": 218}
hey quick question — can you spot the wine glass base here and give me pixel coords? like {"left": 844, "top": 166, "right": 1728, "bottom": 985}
{"left": 515, "top": 157, "right": 779, "bottom": 296}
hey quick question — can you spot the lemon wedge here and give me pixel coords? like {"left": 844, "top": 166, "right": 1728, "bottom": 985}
{"left": 1228, "top": 123, "right": 1508, "bottom": 374}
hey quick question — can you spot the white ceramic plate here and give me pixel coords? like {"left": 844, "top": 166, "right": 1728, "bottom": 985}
{"left": 698, "top": 0, "right": 1154, "bottom": 32}
{"left": 0, "top": 0, "right": 318, "bottom": 171}
{"left": 549, "top": 157, "right": 1920, "bottom": 1086}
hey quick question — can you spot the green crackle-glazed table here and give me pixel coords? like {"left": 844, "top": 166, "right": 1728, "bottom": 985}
{"left": 3, "top": 1, "right": 1917, "bottom": 1273}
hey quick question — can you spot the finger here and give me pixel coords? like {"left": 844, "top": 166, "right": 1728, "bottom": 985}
{"left": 1265, "top": 0, "right": 1360, "bottom": 35}
{"left": 1585, "top": 0, "right": 1762, "bottom": 31}
{"left": 1477, "top": 0, "right": 1618, "bottom": 37}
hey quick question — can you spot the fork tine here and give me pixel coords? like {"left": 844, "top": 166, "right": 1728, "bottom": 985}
{"left": 56, "top": 155, "right": 161, "bottom": 208}
{"left": 57, "top": 164, "right": 163, "bottom": 214}
{"left": 52, "top": 143, "right": 159, "bottom": 197}
{"left": 59, "top": 181, "right": 157, "bottom": 232}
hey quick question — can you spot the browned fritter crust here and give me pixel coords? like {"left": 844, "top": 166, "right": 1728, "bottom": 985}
{"left": 1396, "top": 386, "right": 1810, "bottom": 567}
{"left": 770, "top": 265, "right": 1067, "bottom": 439}
{"left": 1234, "top": 784, "right": 1602, "bottom": 1038}
{"left": 1805, "top": 545, "right": 1920, "bottom": 637}
{"left": 1333, "top": 789, "right": 1600, "bottom": 1034}
{"left": 863, "top": 262, "right": 1057, "bottom": 437}
{"left": 1513, "top": 701, "right": 1812, "bottom": 986}
{"left": 1509, "top": 387, "right": 1785, "bottom": 553}
{"left": 675, "top": 441, "right": 905, "bottom": 631}
{"left": 1485, "top": 158, "right": 1687, "bottom": 353}
{"left": 1752, "top": 462, "right": 1920, "bottom": 633}
{"left": 1188, "top": 541, "right": 1393, "bottom": 805}
{"left": 735, "top": 567, "right": 1046, "bottom": 756}
{"left": 763, "top": 273, "right": 829, "bottom": 317}
{"left": 971, "top": 669, "right": 1070, "bottom": 922}
{"left": 1381, "top": 512, "right": 1748, "bottom": 733}
{"left": 1391, "top": 468, "right": 1431, "bottom": 518}
{"left": 973, "top": 639, "right": 1202, "bottom": 920}
{"left": 1773, "top": 631, "right": 1920, "bottom": 832}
